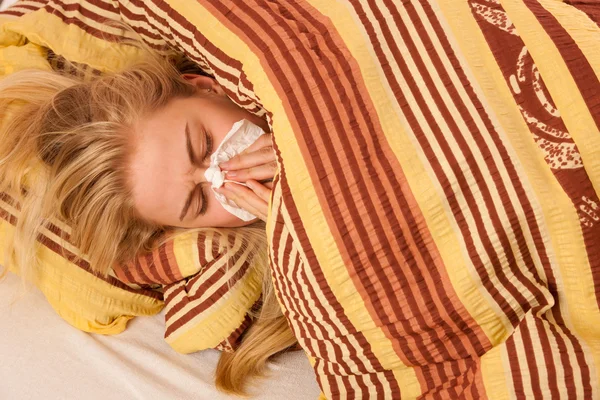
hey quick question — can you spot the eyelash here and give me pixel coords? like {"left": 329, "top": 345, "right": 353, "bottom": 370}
{"left": 194, "top": 185, "right": 208, "bottom": 217}
{"left": 195, "top": 132, "right": 213, "bottom": 217}
{"left": 203, "top": 131, "right": 213, "bottom": 161}
{"left": 192, "top": 130, "right": 213, "bottom": 218}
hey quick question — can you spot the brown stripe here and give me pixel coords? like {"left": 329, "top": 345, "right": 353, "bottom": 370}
{"left": 504, "top": 335, "right": 526, "bottom": 399}
{"left": 164, "top": 265, "right": 251, "bottom": 336}
{"left": 132, "top": 251, "right": 155, "bottom": 284}
{"left": 517, "top": 315, "right": 542, "bottom": 395}
{"left": 114, "top": 261, "right": 137, "bottom": 284}
{"left": 159, "top": 241, "right": 180, "bottom": 282}
{"left": 0, "top": 10, "right": 24, "bottom": 16}
{"left": 142, "top": 251, "right": 165, "bottom": 284}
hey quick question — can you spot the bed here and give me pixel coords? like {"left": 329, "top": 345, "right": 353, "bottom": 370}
{"left": 0, "top": 272, "right": 321, "bottom": 399}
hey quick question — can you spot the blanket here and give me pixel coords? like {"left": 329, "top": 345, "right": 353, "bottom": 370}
{"left": 2, "top": 0, "right": 600, "bottom": 398}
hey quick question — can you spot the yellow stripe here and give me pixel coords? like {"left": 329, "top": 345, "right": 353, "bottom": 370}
{"left": 480, "top": 344, "right": 511, "bottom": 400}
{"left": 172, "top": 232, "right": 202, "bottom": 278}
{"left": 502, "top": 0, "right": 600, "bottom": 193}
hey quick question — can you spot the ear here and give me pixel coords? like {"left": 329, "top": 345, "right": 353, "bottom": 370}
{"left": 181, "top": 74, "right": 226, "bottom": 96}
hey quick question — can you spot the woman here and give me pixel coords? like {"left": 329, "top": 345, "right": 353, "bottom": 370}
{"left": 0, "top": 49, "right": 296, "bottom": 395}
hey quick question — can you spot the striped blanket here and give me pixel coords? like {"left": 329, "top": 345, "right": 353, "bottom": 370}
{"left": 2, "top": 0, "right": 600, "bottom": 398}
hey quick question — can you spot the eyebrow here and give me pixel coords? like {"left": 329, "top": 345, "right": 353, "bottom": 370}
{"left": 179, "top": 123, "right": 201, "bottom": 221}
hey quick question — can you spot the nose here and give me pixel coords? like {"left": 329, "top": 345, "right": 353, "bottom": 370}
{"left": 191, "top": 165, "right": 209, "bottom": 184}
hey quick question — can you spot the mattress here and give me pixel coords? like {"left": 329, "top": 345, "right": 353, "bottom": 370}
{"left": 0, "top": 272, "right": 321, "bottom": 400}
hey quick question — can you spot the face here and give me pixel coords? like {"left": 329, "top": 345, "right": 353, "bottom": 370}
{"left": 128, "top": 75, "right": 270, "bottom": 228}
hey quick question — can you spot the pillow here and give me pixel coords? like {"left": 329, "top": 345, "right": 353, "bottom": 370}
{"left": 114, "top": 228, "right": 266, "bottom": 353}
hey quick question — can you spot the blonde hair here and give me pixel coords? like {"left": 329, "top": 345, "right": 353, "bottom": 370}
{"left": 0, "top": 49, "right": 297, "bottom": 395}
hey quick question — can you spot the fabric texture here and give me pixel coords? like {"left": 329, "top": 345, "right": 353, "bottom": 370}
{"left": 2, "top": 0, "right": 600, "bottom": 398}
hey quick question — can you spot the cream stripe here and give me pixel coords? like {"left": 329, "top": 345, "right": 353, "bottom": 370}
{"left": 502, "top": 0, "right": 600, "bottom": 194}
{"left": 540, "top": 314, "right": 569, "bottom": 399}
{"left": 511, "top": 326, "right": 536, "bottom": 399}
{"left": 203, "top": 230, "right": 215, "bottom": 264}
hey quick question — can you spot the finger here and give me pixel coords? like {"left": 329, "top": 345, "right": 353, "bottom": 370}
{"left": 217, "top": 184, "right": 268, "bottom": 221}
{"left": 220, "top": 145, "right": 275, "bottom": 171}
{"left": 240, "top": 133, "right": 272, "bottom": 155}
{"left": 263, "top": 181, "right": 274, "bottom": 190}
{"left": 225, "top": 161, "right": 278, "bottom": 182}
{"left": 217, "top": 186, "right": 266, "bottom": 221}
{"left": 246, "top": 179, "right": 271, "bottom": 203}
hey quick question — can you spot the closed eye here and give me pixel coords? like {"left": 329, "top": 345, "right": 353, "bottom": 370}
{"left": 203, "top": 130, "right": 213, "bottom": 161}
{"left": 193, "top": 184, "right": 208, "bottom": 217}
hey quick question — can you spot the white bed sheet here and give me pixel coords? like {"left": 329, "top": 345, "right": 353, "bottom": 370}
{"left": 0, "top": 272, "right": 321, "bottom": 400}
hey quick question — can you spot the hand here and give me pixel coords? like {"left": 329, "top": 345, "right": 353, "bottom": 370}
{"left": 219, "top": 133, "right": 276, "bottom": 183}
{"left": 216, "top": 180, "right": 274, "bottom": 222}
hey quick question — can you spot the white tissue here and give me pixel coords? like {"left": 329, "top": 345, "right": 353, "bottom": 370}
{"left": 204, "top": 119, "right": 266, "bottom": 221}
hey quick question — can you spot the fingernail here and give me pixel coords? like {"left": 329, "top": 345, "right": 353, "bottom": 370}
{"left": 220, "top": 162, "right": 230, "bottom": 169}
{"left": 226, "top": 171, "right": 236, "bottom": 177}
{"left": 246, "top": 181, "right": 254, "bottom": 190}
